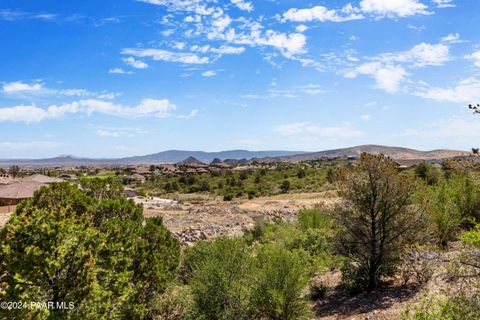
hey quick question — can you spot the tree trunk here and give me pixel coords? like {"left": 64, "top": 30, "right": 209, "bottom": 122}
{"left": 368, "top": 215, "right": 377, "bottom": 291}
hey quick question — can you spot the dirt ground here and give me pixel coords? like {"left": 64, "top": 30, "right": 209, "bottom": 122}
{"left": 141, "top": 191, "right": 341, "bottom": 244}
{"left": 314, "top": 271, "right": 422, "bottom": 320}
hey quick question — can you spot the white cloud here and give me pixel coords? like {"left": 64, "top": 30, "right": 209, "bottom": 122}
{"left": 295, "top": 25, "right": 308, "bottom": 33}
{"left": 161, "top": 29, "right": 175, "bottom": 37}
{"left": 0, "top": 141, "right": 58, "bottom": 150}
{"left": 465, "top": 51, "right": 480, "bottom": 68}
{"left": 298, "top": 84, "right": 324, "bottom": 95}
{"left": 343, "top": 41, "right": 450, "bottom": 94}
{"left": 230, "top": 0, "right": 253, "bottom": 12}
{"left": 97, "top": 129, "right": 120, "bottom": 138}
{"left": 210, "top": 45, "right": 245, "bottom": 55}
{"left": 2, "top": 81, "right": 90, "bottom": 97}
{"left": 282, "top": 5, "right": 363, "bottom": 23}
{"left": 227, "top": 29, "right": 307, "bottom": 57}
{"left": 202, "top": 70, "right": 217, "bottom": 77}
{"left": 407, "top": 43, "right": 450, "bottom": 67}
{"left": 432, "top": 0, "right": 455, "bottom": 8}
{"left": 108, "top": 68, "right": 132, "bottom": 74}
{"left": 97, "top": 92, "right": 122, "bottom": 100}
{"left": 441, "top": 33, "right": 463, "bottom": 43}
{"left": 190, "top": 44, "right": 245, "bottom": 56}
{"left": 177, "top": 108, "right": 199, "bottom": 119}
{"left": 0, "top": 98, "right": 177, "bottom": 123}
{"left": 361, "top": 114, "right": 371, "bottom": 121}
{"left": 378, "top": 43, "right": 450, "bottom": 67}
{"left": 344, "top": 62, "right": 408, "bottom": 94}
{"left": 407, "top": 24, "right": 426, "bottom": 31}
{"left": 414, "top": 77, "right": 480, "bottom": 103}
{"left": 137, "top": 0, "right": 216, "bottom": 15}
{"left": 122, "top": 57, "right": 149, "bottom": 69}
{"left": 212, "top": 15, "right": 232, "bottom": 32}
{"left": 171, "top": 41, "right": 186, "bottom": 50}
{"left": 359, "top": 0, "right": 430, "bottom": 18}
{"left": 0, "top": 9, "right": 58, "bottom": 22}
{"left": 2, "top": 81, "right": 42, "bottom": 93}
{"left": 0, "top": 105, "right": 56, "bottom": 123}
{"left": 122, "top": 48, "right": 209, "bottom": 64}
{"left": 274, "top": 122, "right": 365, "bottom": 138}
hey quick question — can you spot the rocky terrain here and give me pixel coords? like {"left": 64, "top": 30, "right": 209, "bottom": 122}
{"left": 138, "top": 192, "right": 339, "bottom": 245}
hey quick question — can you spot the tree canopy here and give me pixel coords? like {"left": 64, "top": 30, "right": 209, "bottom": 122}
{"left": 0, "top": 180, "right": 180, "bottom": 319}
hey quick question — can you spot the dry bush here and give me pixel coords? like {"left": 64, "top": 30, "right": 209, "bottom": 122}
{"left": 399, "top": 244, "right": 437, "bottom": 288}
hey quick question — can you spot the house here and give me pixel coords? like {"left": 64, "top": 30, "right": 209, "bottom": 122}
{"left": 123, "top": 187, "right": 140, "bottom": 198}
{"left": 58, "top": 174, "right": 77, "bottom": 181}
{"left": 0, "top": 177, "right": 18, "bottom": 185}
{"left": 22, "top": 174, "right": 63, "bottom": 183}
{"left": 132, "top": 166, "right": 152, "bottom": 176}
{"left": 0, "top": 181, "right": 46, "bottom": 206}
{"left": 394, "top": 159, "right": 425, "bottom": 169}
{"left": 125, "top": 174, "right": 146, "bottom": 184}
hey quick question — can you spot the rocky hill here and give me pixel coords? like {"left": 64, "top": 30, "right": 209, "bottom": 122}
{"left": 252, "top": 145, "right": 469, "bottom": 162}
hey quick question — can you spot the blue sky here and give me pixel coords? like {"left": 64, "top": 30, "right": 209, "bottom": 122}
{"left": 1, "top": 0, "right": 479, "bottom": 158}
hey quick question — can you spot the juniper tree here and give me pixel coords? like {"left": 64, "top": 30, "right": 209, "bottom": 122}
{"left": 0, "top": 181, "right": 180, "bottom": 319}
{"left": 336, "top": 153, "right": 424, "bottom": 291}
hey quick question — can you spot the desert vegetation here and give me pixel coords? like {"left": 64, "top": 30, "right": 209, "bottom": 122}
{"left": 1, "top": 154, "right": 480, "bottom": 319}
{"left": 142, "top": 162, "right": 337, "bottom": 200}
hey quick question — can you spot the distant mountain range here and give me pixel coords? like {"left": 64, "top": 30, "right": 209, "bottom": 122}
{"left": 252, "top": 145, "right": 470, "bottom": 163}
{"left": 0, "top": 145, "right": 469, "bottom": 167}
{"left": 0, "top": 150, "right": 304, "bottom": 167}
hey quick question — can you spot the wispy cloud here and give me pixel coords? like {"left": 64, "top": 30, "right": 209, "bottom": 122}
{"left": 177, "top": 108, "right": 199, "bottom": 119}
{"left": 122, "top": 48, "right": 209, "bottom": 64}
{"left": 2, "top": 81, "right": 89, "bottom": 97}
{"left": 0, "top": 9, "right": 57, "bottom": 22}
{"left": 0, "top": 140, "right": 59, "bottom": 150}
{"left": 0, "top": 98, "right": 177, "bottom": 123}
{"left": 414, "top": 77, "right": 480, "bottom": 103}
{"left": 274, "top": 122, "right": 365, "bottom": 138}
{"left": 122, "top": 57, "right": 149, "bottom": 69}
{"left": 108, "top": 68, "right": 133, "bottom": 74}
{"left": 343, "top": 40, "right": 451, "bottom": 94}
{"left": 202, "top": 70, "right": 217, "bottom": 77}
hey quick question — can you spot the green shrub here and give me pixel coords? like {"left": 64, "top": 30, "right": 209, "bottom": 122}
{"left": 180, "top": 241, "right": 212, "bottom": 282}
{"left": 402, "top": 294, "right": 480, "bottom": 320}
{"left": 0, "top": 182, "right": 180, "bottom": 319}
{"left": 280, "top": 180, "right": 291, "bottom": 193}
{"left": 425, "top": 181, "right": 463, "bottom": 247}
{"left": 297, "top": 208, "right": 332, "bottom": 231}
{"left": 223, "top": 194, "right": 234, "bottom": 201}
{"left": 251, "top": 245, "right": 313, "bottom": 320}
{"left": 189, "top": 238, "right": 255, "bottom": 320}
{"left": 149, "top": 284, "right": 195, "bottom": 320}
